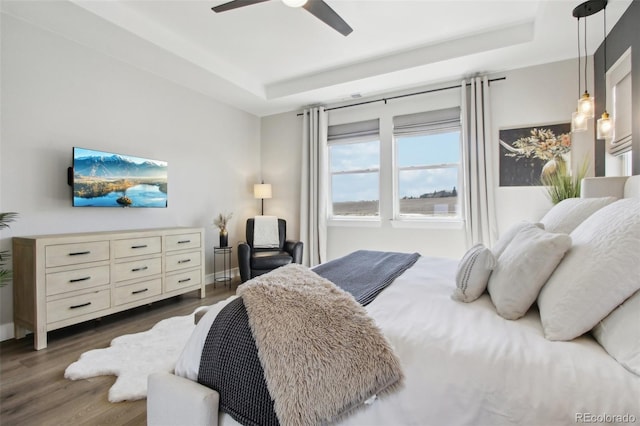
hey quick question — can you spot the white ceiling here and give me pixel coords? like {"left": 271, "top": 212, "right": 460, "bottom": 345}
{"left": 1, "top": 0, "right": 632, "bottom": 116}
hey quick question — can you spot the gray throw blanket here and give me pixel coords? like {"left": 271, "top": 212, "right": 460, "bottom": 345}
{"left": 313, "top": 250, "right": 420, "bottom": 306}
{"left": 198, "top": 250, "right": 419, "bottom": 426}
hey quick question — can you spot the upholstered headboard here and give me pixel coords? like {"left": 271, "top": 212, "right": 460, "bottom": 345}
{"left": 581, "top": 175, "right": 640, "bottom": 199}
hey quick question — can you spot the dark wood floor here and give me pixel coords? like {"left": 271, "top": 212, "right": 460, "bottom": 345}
{"left": 0, "top": 282, "right": 237, "bottom": 426}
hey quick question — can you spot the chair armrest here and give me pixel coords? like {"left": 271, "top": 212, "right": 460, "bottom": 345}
{"left": 147, "top": 372, "right": 219, "bottom": 426}
{"left": 284, "top": 240, "right": 304, "bottom": 264}
{"left": 238, "top": 242, "right": 251, "bottom": 283}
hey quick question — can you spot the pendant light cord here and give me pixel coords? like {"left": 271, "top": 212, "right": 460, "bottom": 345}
{"left": 577, "top": 17, "right": 581, "bottom": 97}
{"left": 603, "top": 6, "right": 607, "bottom": 80}
{"left": 584, "top": 16, "right": 588, "bottom": 94}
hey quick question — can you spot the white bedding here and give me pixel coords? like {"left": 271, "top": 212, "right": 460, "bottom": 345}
{"left": 176, "top": 256, "right": 640, "bottom": 426}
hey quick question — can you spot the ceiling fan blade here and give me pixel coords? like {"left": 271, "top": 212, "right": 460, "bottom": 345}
{"left": 303, "top": 0, "right": 353, "bottom": 36}
{"left": 212, "top": 0, "right": 271, "bottom": 13}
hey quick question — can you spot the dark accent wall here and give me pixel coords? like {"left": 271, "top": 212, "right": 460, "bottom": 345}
{"left": 593, "top": 1, "right": 640, "bottom": 175}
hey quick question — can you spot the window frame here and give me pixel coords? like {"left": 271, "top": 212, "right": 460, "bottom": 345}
{"left": 327, "top": 135, "right": 381, "bottom": 220}
{"left": 392, "top": 128, "right": 464, "bottom": 222}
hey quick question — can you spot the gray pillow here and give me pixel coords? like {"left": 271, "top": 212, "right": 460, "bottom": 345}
{"left": 488, "top": 226, "right": 571, "bottom": 320}
{"left": 492, "top": 221, "right": 543, "bottom": 259}
{"left": 540, "top": 196, "right": 616, "bottom": 234}
{"left": 538, "top": 199, "right": 640, "bottom": 341}
{"left": 452, "top": 244, "right": 496, "bottom": 303}
{"left": 592, "top": 290, "right": 640, "bottom": 376}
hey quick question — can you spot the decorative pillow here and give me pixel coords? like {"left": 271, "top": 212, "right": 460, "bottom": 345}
{"left": 492, "top": 221, "right": 543, "bottom": 259}
{"left": 538, "top": 198, "right": 640, "bottom": 341}
{"left": 592, "top": 290, "right": 640, "bottom": 376}
{"left": 452, "top": 244, "right": 496, "bottom": 303}
{"left": 540, "top": 196, "right": 616, "bottom": 234}
{"left": 487, "top": 226, "right": 571, "bottom": 320}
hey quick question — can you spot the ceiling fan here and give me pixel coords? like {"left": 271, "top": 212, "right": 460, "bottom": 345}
{"left": 211, "top": 0, "right": 353, "bottom": 36}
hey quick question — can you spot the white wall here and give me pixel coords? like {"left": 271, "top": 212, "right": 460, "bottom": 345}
{"left": 261, "top": 57, "right": 595, "bottom": 262}
{"left": 0, "top": 14, "right": 262, "bottom": 340}
{"left": 491, "top": 59, "right": 595, "bottom": 233}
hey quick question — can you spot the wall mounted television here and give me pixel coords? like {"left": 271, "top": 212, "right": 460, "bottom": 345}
{"left": 70, "top": 147, "right": 168, "bottom": 208}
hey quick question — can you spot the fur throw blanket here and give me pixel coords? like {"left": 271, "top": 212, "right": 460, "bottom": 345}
{"left": 237, "top": 264, "right": 404, "bottom": 426}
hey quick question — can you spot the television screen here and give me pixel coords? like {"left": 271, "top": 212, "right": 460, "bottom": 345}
{"left": 72, "top": 147, "right": 168, "bottom": 207}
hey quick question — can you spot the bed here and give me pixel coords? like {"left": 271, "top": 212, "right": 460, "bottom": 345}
{"left": 147, "top": 175, "right": 640, "bottom": 426}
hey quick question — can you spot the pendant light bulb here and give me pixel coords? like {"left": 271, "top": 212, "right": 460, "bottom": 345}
{"left": 282, "top": 0, "right": 307, "bottom": 7}
{"left": 572, "top": 110, "right": 588, "bottom": 132}
{"left": 577, "top": 92, "right": 595, "bottom": 119}
{"left": 597, "top": 111, "right": 613, "bottom": 139}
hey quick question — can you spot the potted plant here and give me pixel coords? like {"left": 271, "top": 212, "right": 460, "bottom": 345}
{"left": 213, "top": 212, "right": 233, "bottom": 248}
{"left": 0, "top": 212, "right": 18, "bottom": 287}
{"left": 541, "top": 158, "right": 589, "bottom": 204}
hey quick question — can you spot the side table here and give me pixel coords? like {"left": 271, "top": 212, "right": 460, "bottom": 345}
{"left": 213, "top": 246, "right": 232, "bottom": 287}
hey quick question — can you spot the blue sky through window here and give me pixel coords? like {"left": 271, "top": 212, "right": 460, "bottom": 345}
{"left": 330, "top": 132, "right": 460, "bottom": 202}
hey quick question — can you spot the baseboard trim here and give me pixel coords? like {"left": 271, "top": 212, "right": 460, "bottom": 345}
{"left": 205, "top": 267, "right": 239, "bottom": 286}
{"left": 0, "top": 322, "right": 15, "bottom": 342}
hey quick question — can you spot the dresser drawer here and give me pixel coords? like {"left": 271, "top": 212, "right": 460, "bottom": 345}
{"left": 46, "top": 289, "right": 111, "bottom": 324}
{"left": 113, "top": 257, "right": 162, "bottom": 283}
{"left": 46, "top": 265, "right": 110, "bottom": 296}
{"left": 166, "top": 233, "right": 201, "bottom": 252}
{"left": 114, "top": 236, "right": 161, "bottom": 259}
{"left": 114, "top": 278, "right": 162, "bottom": 306}
{"left": 166, "top": 251, "right": 201, "bottom": 272}
{"left": 166, "top": 269, "right": 202, "bottom": 293}
{"left": 45, "top": 241, "right": 110, "bottom": 268}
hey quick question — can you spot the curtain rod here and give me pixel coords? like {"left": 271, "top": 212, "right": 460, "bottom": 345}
{"left": 296, "top": 77, "right": 506, "bottom": 116}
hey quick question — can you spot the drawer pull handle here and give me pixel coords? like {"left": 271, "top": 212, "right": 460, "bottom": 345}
{"left": 69, "top": 251, "right": 91, "bottom": 256}
{"left": 178, "top": 259, "right": 192, "bottom": 264}
{"left": 178, "top": 240, "right": 191, "bottom": 244}
{"left": 70, "top": 302, "right": 91, "bottom": 309}
{"left": 131, "top": 245, "right": 148, "bottom": 249}
{"left": 178, "top": 278, "right": 192, "bottom": 283}
{"left": 69, "top": 276, "right": 91, "bottom": 283}
{"left": 132, "top": 288, "right": 149, "bottom": 295}
{"left": 131, "top": 266, "right": 149, "bottom": 272}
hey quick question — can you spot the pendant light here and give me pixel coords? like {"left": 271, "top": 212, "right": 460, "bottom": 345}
{"left": 572, "top": 1, "right": 607, "bottom": 120}
{"left": 597, "top": 3, "right": 614, "bottom": 140}
{"left": 577, "top": 14, "right": 595, "bottom": 119}
{"left": 572, "top": 16, "right": 588, "bottom": 132}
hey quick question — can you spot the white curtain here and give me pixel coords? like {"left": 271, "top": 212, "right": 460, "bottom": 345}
{"left": 461, "top": 77, "right": 498, "bottom": 248}
{"left": 300, "top": 106, "right": 328, "bottom": 266}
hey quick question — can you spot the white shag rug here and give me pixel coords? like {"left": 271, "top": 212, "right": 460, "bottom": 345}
{"left": 64, "top": 306, "right": 206, "bottom": 402}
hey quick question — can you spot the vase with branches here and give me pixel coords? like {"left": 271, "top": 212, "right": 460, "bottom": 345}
{"left": 213, "top": 212, "right": 233, "bottom": 248}
{"left": 0, "top": 212, "right": 18, "bottom": 287}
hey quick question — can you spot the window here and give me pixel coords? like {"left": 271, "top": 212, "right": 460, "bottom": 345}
{"left": 393, "top": 108, "right": 462, "bottom": 219}
{"left": 328, "top": 119, "right": 380, "bottom": 217}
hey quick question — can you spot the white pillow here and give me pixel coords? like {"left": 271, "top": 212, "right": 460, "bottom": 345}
{"left": 540, "top": 196, "right": 616, "bottom": 234}
{"left": 492, "top": 221, "right": 543, "bottom": 259}
{"left": 592, "top": 290, "right": 640, "bottom": 376}
{"left": 452, "top": 244, "right": 496, "bottom": 303}
{"left": 538, "top": 198, "right": 640, "bottom": 341}
{"left": 487, "top": 226, "right": 571, "bottom": 320}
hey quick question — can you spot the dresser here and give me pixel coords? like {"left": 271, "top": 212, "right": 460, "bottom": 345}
{"left": 12, "top": 227, "right": 205, "bottom": 350}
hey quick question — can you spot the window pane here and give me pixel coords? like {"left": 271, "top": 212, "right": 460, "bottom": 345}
{"left": 332, "top": 172, "right": 379, "bottom": 216}
{"left": 398, "top": 168, "right": 459, "bottom": 216}
{"left": 397, "top": 132, "right": 460, "bottom": 167}
{"left": 330, "top": 140, "right": 379, "bottom": 172}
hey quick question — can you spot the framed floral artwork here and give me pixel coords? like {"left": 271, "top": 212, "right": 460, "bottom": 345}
{"left": 498, "top": 122, "right": 571, "bottom": 187}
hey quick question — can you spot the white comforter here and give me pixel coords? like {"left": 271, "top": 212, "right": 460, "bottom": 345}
{"left": 176, "top": 256, "right": 640, "bottom": 426}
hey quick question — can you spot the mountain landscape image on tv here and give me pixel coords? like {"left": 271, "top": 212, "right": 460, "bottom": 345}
{"left": 73, "top": 147, "right": 168, "bottom": 207}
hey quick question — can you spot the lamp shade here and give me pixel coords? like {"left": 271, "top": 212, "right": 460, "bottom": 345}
{"left": 254, "top": 183, "right": 272, "bottom": 199}
{"left": 597, "top": 111, "right": 613, "bottom": 140}
{"left": 577, "top": 92, "right": 595, "bottom": 119}
{"left": 571, "top": 110, "right": 588, "bottom": 132}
